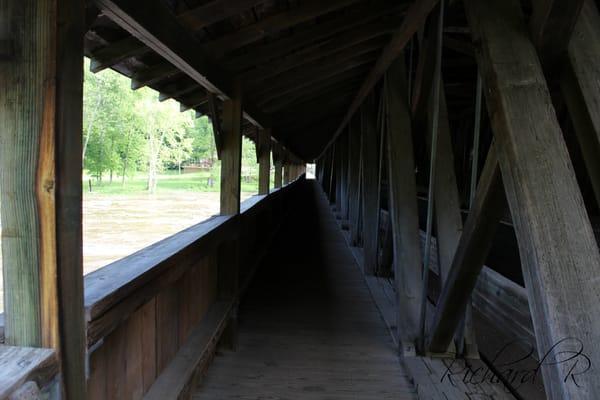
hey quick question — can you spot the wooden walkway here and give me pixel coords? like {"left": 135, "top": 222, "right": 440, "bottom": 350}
{"left": 194, "top": 182, "right": 416, "bottom": 399}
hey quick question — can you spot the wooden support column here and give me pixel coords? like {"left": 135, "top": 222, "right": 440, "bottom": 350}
{"left": 283, "top": 157, "right": 291, "bottom": 186}
{"left": 220, "top": 82, "right": 243, "bottom": 215}
{"left": 559, "top": 0, "right": 600, "bottom": 207}
{"left": 334, "top": 141, "right": 344, "bottom": 215}
{"left": 273, "top": 145, "right": 283, "bottom": 189}
{"left": 0, "top": 0, "right": 86, "bottom": 398}
{"left": 427, "top": 84, "right": 463, "bottom": 285}
{"left": 428, "top": 146, "right": 506, "bottom": 352}
{"left": 258, "top": 129, "right": 271, "bottom": 195}
{"left": 348, "top": 116, "right": 362, "bottom": 244}
{"left": 360, "top": 94, "right": 380, "bottom": 276}
{"left": 465, "top": 0, "right": 600, "bottom": 398}
{"left": 339, "top": 133, "right": 349, "bottom": 220}
{"left": 218, "top": 81, "right": 242, "bottom": 349}
{"left": 385, "top": 58, "right": 423, "bottom": 354}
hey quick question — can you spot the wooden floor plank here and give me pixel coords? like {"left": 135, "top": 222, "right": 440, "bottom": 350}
{"left": 194, "top": 182, "right": 416, "bottom": 400}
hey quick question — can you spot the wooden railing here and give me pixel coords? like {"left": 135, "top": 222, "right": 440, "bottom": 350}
{"left": 0, "top": 345, "right": 59, "bottom": 400}
{"left": 84, "top": 176, "right": 305, "bottom": 399}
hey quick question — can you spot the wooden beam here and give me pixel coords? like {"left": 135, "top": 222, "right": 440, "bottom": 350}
{"left": 220, "top": 83, "right": 243, "bottom": 215}
{"left": 258, "top": 129, "right": 271, "bottom": 195}
{"left": 93, "top": 0, "right": 269, "bottom": 129}
{"left": 89, "top": 36, "right": 149, "bottom": 73}
{"left": 385, "top": 58, "right": 422, "bottom": 354}
{"left": 530, "top": 0, "right": 584, "bottom": 66}
{"left": 223, "top": 0, "right": 406, "bottom": 71}
{"left": 131, "top": 63, "right": 180, "bottom": 90}
{"left": 427, "top": 146, "right": 506, "bottom": 353}
{"left": 465, "top": 0, "right": 600, "bottom": 397}
{"left": 207, "top": 92, "right": 223, "bottom": 160}
{"left": 263, "top": 77, "right": 363, "bottom": 113}
{"left": 273, "top": 145, "right": 283, "bottom": 189}
{"left": 157, "top": 78, "right": 199, "bottom": 102}
{"left": 411, "top": 20, "right": 439, "bottom": 119}
{"left": 241, "top": 22, "right": 398, "bottom": 84}
{"left": 559, "top": 0, "right": 600, "bottom": 207}
{"left": 202, "top": 0, "right": 362, "bottom": 58}
{"left": 360, "top": 94, "right": 380, "bottom": 276}
{"left": 321, "top": 0, "right": 440, "bottom": 157}
{"left": 179, "top": 90, "right": 208, "bottom": 112}
{"left": 255, "top": 52, "right": 378, "bottom": 105}
{"left": 348, "top": 115, "right": 362, "bottom": 245}
{"left": 178, "top": 0, "right": 267, "bottom": 31}
{"left": 0, "top": 0, "right": 86, "bottom": 397}
{"left": 427, "top": 83, "right": 462, "bottom": 285}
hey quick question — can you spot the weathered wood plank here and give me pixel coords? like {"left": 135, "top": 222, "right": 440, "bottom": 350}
{"left": 178, "top": 0, "right": 266, "bottom": 31}
{"left": 385, "top": 57, "right": 422, "bottom": 354}
{"left": 321, "top": 0, "right": 440, "bottom": 156}
{"left": 0, "top": 346, "right": 58, "bottom": 399}
{"left": 559, "top": 0, "right": 600, "bottom": 206}
{"left": 220, "top": 82, "right": 243, "bottom": 215}
{"left": 530, "top": 0, "right": 584, "bottom": 66}
{"left": 144, "top": 301, "right": 233, "bottom": 400}
{"left": 202, "top": 0, "right": 361, "bottom": 58}
{"left": 273, "top": 145, "right": 283, "bottom": 189}
{"left": 428, "top": 146, "right": 506, "bottom": 352}
{"left": 0, "top": 1, "right": 86, "bottom": 397}
{"left": 360, "top": 95, "right": 380, "bottom": 276}
{"left": 258, "top": 129, "right": 271, "bottom": 195}
{"left": 93, "top": 0, "right": 269, "bottom": 129}
{"left": 427, "top": 83, "right": 462, "bottom": 285}
{"left": 223, "top": 0, "right": 405, "bottom": 71}
{"left": 347, "top": 116, "right": 362, "bottom": 245}
{"left": 465, "top": 0, "right": 600, "bottom": 397}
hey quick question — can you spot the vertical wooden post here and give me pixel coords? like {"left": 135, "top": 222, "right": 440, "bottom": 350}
{"left": 427, "top": 84, "right": 463, "bottom": 285}
{"left": 282, "top": 157, "right": 290, "bottom": 186}
{"left": 339, "top": 132, "right": 349, "bottom": 220}
{"left": 385, "top": 58, "right": 423, "bottom": 354}
{"left": 348, "top": 116, "right": 362, "bottom": 245}
{"left": 274, "top": 145, "right": 283, "bottom": 189}
{"left": 334, "top": 141, "right": 343, "bottom": 215}
{"left": 218, "top": 81, "right": 242, "bottom": 350}
{"left": 466, "top": 0, "right": 600, "bottom": 397}
{"left": 360, "top": 94, "right": 380, "bottom": 276}
{"left": 560, "top": 0, "right": 600, "bottom": 207}
{"left": 0, "top": 0, "right": 86, "bottom": 397}
{"left": 220, "top": 82, "right": 243, "bottom": 215}
{"left": 258, "top": 128, "right": 271, "bottom": 195}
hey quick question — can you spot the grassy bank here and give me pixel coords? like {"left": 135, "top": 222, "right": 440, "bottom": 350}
{"left": 84, "top": 169, "right": 261, "bottom": 195}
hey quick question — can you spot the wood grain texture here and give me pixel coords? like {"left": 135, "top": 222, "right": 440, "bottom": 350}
{"left": 194, "top": 182, "right": 416, "bottom": 400}
{"left": 465, "top": 0, "right": 600, "bottom": 397}
{"left": 322, "top": 0, "right": 440, "bottom": 156}
{"left": 220, "top": 82, "right": 243, "bottom": 215}
{"left": 360, "top": 95, "right": 380, "bottom": 276}
{"left": 0, "top": 1, "right": 86, "bottom": 397}
{"left": 385, "top": 58, "right": 423, "bottom": 353}
{"left": 428, "top": 146, "right": 506, "bottom": 352}
{"left": 258, "top": 129, "right": 271, "bottom": 195}
{"left": 347, "top": 116, "right": 362, "bottom": 245}
{"left": 560, "top": 0, "right": 600, "bottom": 206}
{"left": 0, "top": 346, "right": 58, "bottom": 399}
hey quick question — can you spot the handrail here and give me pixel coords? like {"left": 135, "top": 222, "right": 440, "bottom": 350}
{"left": 0, "top": 345, "right": 58, "bottom": 399}
{"left": 84, "top": 179, "right": 302, "bottom": 346}
{"left": 0, "top": 179, "right": 304, "bottom": 347}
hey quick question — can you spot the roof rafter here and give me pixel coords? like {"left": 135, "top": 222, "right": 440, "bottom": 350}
{"left": 93, "top": 0, "right": 270, "bottom": 129}
{"left": 222, "top": 0, "right": 405, "bottom": 71}
{"left": 320, "top": 0, "right": 440, "bottom": 157}
{"left": 202, "top": 0, "right": 363, "bottom": 58}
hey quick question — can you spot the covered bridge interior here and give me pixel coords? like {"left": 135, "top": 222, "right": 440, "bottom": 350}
{"left": 1, "top": 0, "right": 599, "bottom": 399}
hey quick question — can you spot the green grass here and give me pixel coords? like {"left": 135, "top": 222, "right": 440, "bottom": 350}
{"left": 84, "top": 169, "right": 260, "bottom": 195}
